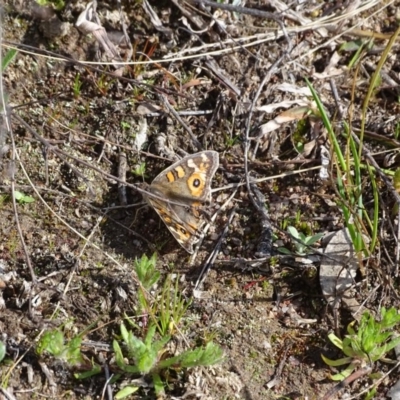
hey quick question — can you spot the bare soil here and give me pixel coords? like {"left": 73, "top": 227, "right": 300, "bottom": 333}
{"left": 1, "top": 1, "right": 400, "bottom": 399}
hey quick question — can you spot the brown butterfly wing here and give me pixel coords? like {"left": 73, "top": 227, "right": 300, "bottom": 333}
{"left": 143, "top": 151, "right": 219, "bottom": 253}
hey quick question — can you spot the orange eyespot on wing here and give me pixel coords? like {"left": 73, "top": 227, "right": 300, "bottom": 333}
{"left": 187, "top": 172, "right": 206, "bottom": 197}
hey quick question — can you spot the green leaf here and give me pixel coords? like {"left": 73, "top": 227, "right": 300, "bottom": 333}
{"left": 369, "top": 345, "right": 387, "bottom": 362}
{"left": 383, "top": 336, "right": 400, "bottom": 353}
{"left": 1, "top": 49, "right": 18, "bottom": 73}
{"left": 126, "top": 334, "right": 146, "bottom": 359}
{"left": 113, "top": 339, "right": 140, "bottom": 373}
{"left": 347, "top": 321, "right": 357, "bottom": 336}
{"left": 368, "top": 372, "right": 383, "bottom": 380}
{"left": 135, "top": 254, "right": 160, "bottom": 289}
{"left": 152, "top": 373, "right": 165, "bottom": 396}
{"left": 329, "top": 361, "right": 357, "bottom": 381}
{"left": 115, "top": 385, "right": 139, "bottom": 399}
{"left": 321, "top": 354, "right": 353, "bottom": 367}
{"left": 132, "top": 162, "right": 147, "bottom": 178}
{"left": 327, "top": 332, "right": 344, "bottom": 350}
{"left": 74, "top": 364, "right": 101, "bottom": 379}
{"left": 37, "top": 330, "right": 65, "bottom": 356}
{"left": 277, "top": 247, "right": 292, "bottom": 255}
{"left": 0, "top": 341, "right": 5, "bottom": 362}
{"left": 339, "top": 40, "right": 364, "bottom": 52}
{"left": 160, "top": 342, "right": 224, "bottom": 369}
{"left": 144, "top": 324, "right": 157, "bottom": 347}
{"left": 151, "top": 335, "right": 171, "bottom": 355}
{"left": 304, "top": 233, "right": 324, "bottom": 246}
{"left": 287, "top": 226, "right": 300, "bottom": 239}
{"left": 113, "top": 340, "right": 125, "bottom": 368}
{"left": 120, "top": 323, "right": 130, "bottom": 345}
{"left": 13, "top": 191, "right": 35, "bottom": 204}
{"left": 35, "top": 0, "right": 65, "bottom": 11}
{"left": 13, "top": 191, "right": 23, "bottom": 201}
{"left": 365, "top": 387, "right": 377, "bottom": 400}
{"left": 381, "top": 307, "right": 400, "bottom": 328}
{"left": 65, "top": 336, "right": 84, "bottom": 365}
{"left": 136, "top": 347, "right": 157, "bottom": 373}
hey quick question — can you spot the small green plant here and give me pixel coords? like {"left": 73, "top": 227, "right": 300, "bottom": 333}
{"left": 307, "top": 79, "right": 374, "bottom": 257}
{"left": 32, "top": 254, "right": 223, "bottom": 397}
{"left": 135, "top": 253, "right": 160, "bottom": 290}
{"left": 36, "top": 329, "right": 85, "bottom": 366}
{"left": 120, "top": 121, "right": 131, "bottom": 130}
{"left": 135, "top": 253, "right": 190, "bottom": 336}
{"left": 135, "top": 252, "right": 160, "bottom": 315}
{"left": 113, "top": 323, "right": 224, "bottom": 397}
{"left": 0, "top": 341, "right": 5, "bottom": 362}
{"left": 132, "top": 162, "right": 146, "bottom": 178}
{"left": 224, "top": 133, "right": 240, "bottom": 148}
{"left": 109, "top": 254, "right": 224, "bottom": 397}
{"left": 35, "top": 0, "right": 65, "bottom": 10}
{"left": 339, "top": 38, "right": 375, "bottom": 70}
{"left": 73, "top": 73, "right": 83, "bottom": 98}
{"left": 1, "top": 49, "right": 18, "bottom": 73}
{"left": 36, "top": 328, "right": 100, "bottom": 379}
{"left": 13, "top": 190, "right": 35, "bottom": 204}
{"left": 96, "top": 74, "right": 114, "bottom": 95}
{"left": 154, "top": 274, "right": 192, "bottom": 336}
{"left": 279, "top": 226, "right": 324, "bottom": 256}
{"left": 292, "top": 118, "right": 308, "bottom": 153}
{"left": 322, "top": 307, "right": 400, "bottom": 382}
{"left": 395, "top": 122, "right": 400, "bottom": 140}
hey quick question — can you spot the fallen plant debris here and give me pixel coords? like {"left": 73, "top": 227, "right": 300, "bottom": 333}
{"left": 1, "top": 0, "right": 400, "bottom": 399}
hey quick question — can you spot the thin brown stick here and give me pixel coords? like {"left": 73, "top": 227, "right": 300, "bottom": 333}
{"left": 243, "top": 53, "right": 286, "bottom": 258}
{"left": 321, "top": 366, "right": 372, "bottom": 400}
{"left": 118, "top": 152, "right": 128, "bottom": 206}
{"left": 159, "top": 94, "right": 202, "bottom": 151}
{"left": 188, "top": 0, "right": 292, "bottom": 50}
{"left": 7, "top": 109, "right": 37, "bottom": 284}
{"left": 194, "top": 205, "right": 237, "bottom": 289}
{"left": 188, "top": 0, "right": 283, "bottom": 21}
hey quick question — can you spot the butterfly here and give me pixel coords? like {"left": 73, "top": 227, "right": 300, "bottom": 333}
{"left": 142, "top": 151, "right": 219, "bottom": 253}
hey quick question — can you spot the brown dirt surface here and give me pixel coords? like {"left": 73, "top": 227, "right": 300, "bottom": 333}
{"left": 1, "top": 0, "right": 400, "bottom": 399}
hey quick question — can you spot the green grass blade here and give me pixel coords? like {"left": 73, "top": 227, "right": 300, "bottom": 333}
{"left": 1, "top": 49, "right": 18, "bottom": 73}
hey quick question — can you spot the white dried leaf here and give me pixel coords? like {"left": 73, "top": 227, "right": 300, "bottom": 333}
{"left": 180, "top": 16, "right": 209, "bottom": 34}
{"left": 142, "top": 0, "right": 173, "bottom": 37}
{"left": 259, "top": 107, "right": 310, "bottom": 135}
{"left": 134, "top": 118, "right": 148, "bottom": 151}
{"left": 319, "top": 145, "right": 330, "bottom": 180}
{"left": 275, "top": 83, "right": 313, "bottom": 96}
{"left": 319, "top": 228, "right": 367, "bottom": 314}
{"left": 257, "top": 99, "right": 309, "bottom": 113}
{"left": 136, "top": 103, "right": 162, "bottom": 115}
{"left": 313, "top": 67, "right": 346, "bottom": 79}
{"left": 116, "top": 286, "right": 128, "bottom": 300}
{"left": 76, "top": 2, "right": 120, "bottom": 61}
{"left": 302, "top": 139, "right": 316, "bottom": 158}
{"left": 192, "top": 289, "right": 211, "bottom": 299}
{"left": 76, "top": 2, "right": 98, "bottom": 31}
{"left": 142, "top": 0, "right": 163, "bottom": 29}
